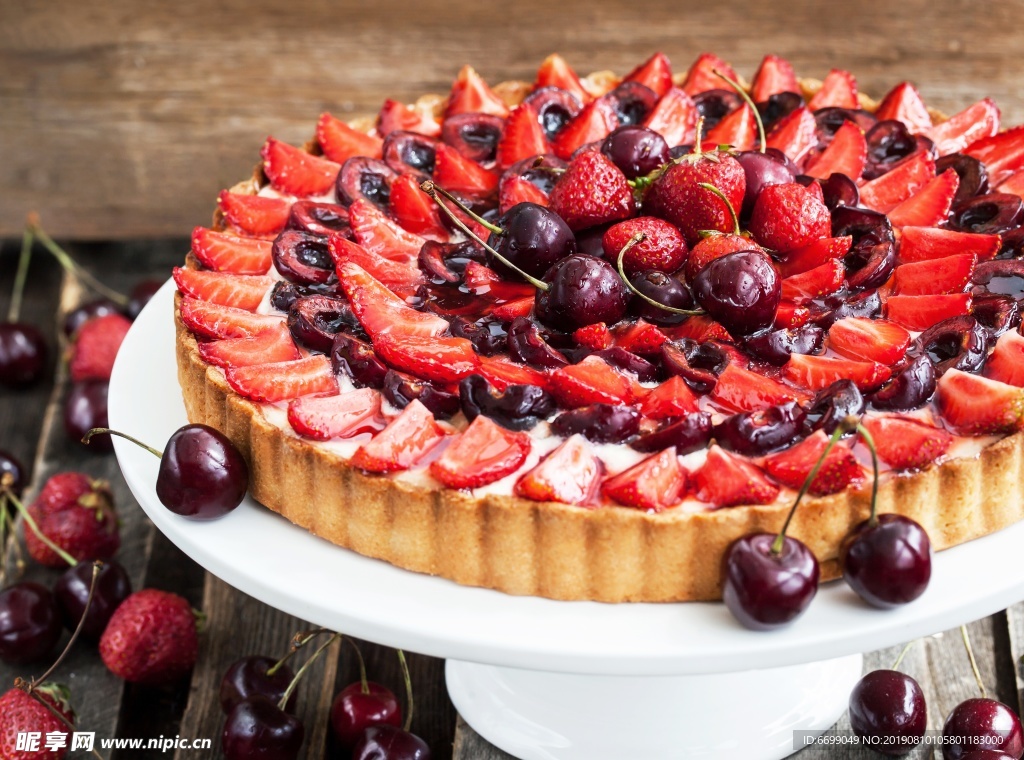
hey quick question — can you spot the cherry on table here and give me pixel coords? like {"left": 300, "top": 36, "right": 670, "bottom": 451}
{"left": 65, "top": 381, "right": 112, "bottom": 452}
{"left": 942, "top": 698, "right": 1024, "bottom": 760}
{"left": 352, "top": 725, "right": 431, "bottom": 760}
{"left": 331, "top": 681, "right": 402, "bottom": 750}
{"left": 0, "top": 449, "right": 26, "bottom": 497}
{"left": 63, "top": 298, "right": 120, "bottom": 338}
{"left": 124, "top": 279, "right": 164, "bottom": 321}
{"left": 54, "top": 559, "right": 132, "bottom": 639}
{"left": 0, "top": 581, "right": 62, "bottom": 665}
{"left": 220, "top": 655, "right": 297, "bottom": 715}
{"left": 222, "top": 694, "right": 304, "bottom": 760}
{"left": 0, "top": 322, "right": 48, "bottom": 388}
{"left": 848, "top": 669, "right": 927, "bottom": 755}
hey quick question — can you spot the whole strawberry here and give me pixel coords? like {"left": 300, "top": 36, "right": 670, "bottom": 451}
{"left": 32, "top": 472, "right": 110, "bottom": 517}
{"left": 68, "top": 313, "right": 132, "bottom": 383}
{"left": 99, "top": 589, "right": 199, "bottom": 685}
{"left": 25, "top": 475, "right": 118, "bottom": 567}
{"left": 748, "top": 182, "right": 831, "bottom": 252}
{"left": 685, "top": 232, "right": 765, "bottom": 283}
{"left": 602, "top": 217, "right": 688, "bottom": 276}
{"left": 0, "top": 685, "right": 75, "bottom": 760}
{"left": 548, "top": 151, "right": 635, "bottom": 231}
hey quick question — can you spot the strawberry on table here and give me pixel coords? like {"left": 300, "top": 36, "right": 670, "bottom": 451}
{"left": 601, "top": 447, "right": 688, "bottom": 511}
{"left": 552, "top": 98, "right": 619, "bottom": 159}
{"left": 748, "top": 182, "right": 831, "bottom": 252}
{"left": 857, "top": 153, "right": 935, "bottom": 214}
{"left": 548, "top": 150, "right": 635, "bottom": 231}
{"left": 497, "top": 103, "right": 551, "bottom": 170}
{"left": 217, "top": 192, "right": 291, "bottom": 237}
{"left": 763, "top": 431, "right": 864, "bottom": 496}
{"left": 445, "top": 65, "right": 509, "bottom": 118}
{"left": 25, "top": 485, "right": 120, "bottom": 567}
{"left": 0, "top": 685, "right": 75, "bottom": 760}
{"left": 179, "top": 297, "right": 283, "bottom": 340}
{"left": 602, "top": 217, "right": 688, "bottom": 276}
{"left": 860, "top": 415, "right": 953, "bottom": 471}
{"left": 198, "top": 324, "right": 300, "bottom": 369}
{"left": 430, "top": 415, "right": 531, "bottom": 488}
{"left": 804, "top": 120, "right": 867, "bottom": 181}
{"left": 808, "top": 69, "right": 859, "bottom": 110}
{"left": 32, "top": 472, "right": 110, "bottom": 517}
{"left": 624, "top": 52, "right": 674, "bottom": 98}
{"left": 985, "top": 330, "right": 1024, "bottom": 387}
{"left": 642, "top": 87, "right": 697, "bottom": 148}
{"left": 891, "top": 253, "right": 977, "bottom": 296}
{"left": 937, "top": 368, "right": 1024, "bottom": 435}
{"left": 923, "top": 98, "right": 1000, "bottom": 157}
{"left": 191, "top": 227, "right": 273, "bottom": 275}
{"left": 172, "top": 267, "right": 273, "bottom": 312}
{"left": 100, "top": 589, "right": 199, "bottom": 685}
{"left": 897, "top": 226, "right": 1001, "bottom": 263}
{"left": 68, "top": 313, "right": 132, "bottom": 382}
{"left": 884, "top": 293, "right": 972, "bottom": 331}
{"left": 225, "top": 354, "right": 338, "bottom": 403}
{"left": 783, "top": 354, "right": 891, "bottom": 392}
{"left": 514, "top": 435, "right": 603, "bottom": 505}
{"left": 886, "top": 169, "right": 959, "bottom": 228}
{"left": 874, "top": 82, "right": 933, "bottom": 133}
{"left": 681, "top": 53, "right": 737, "bottom": 96}
{"left": 828, "top": 317, "right": 910, "bottom": 365}
{"left": 350, "top": 400, "right": 448, "bottom": 473}
{"left": 287, "top": 388, "right": 384, "bottom": 441}
{"left": 317, "top": 112, "right": 384, "bottom": 163}
{"left": 261, "top": 137, "right": 341, "bottom": 197}
{"left": 692, "top": 445, "right": 780, "bottom": 508}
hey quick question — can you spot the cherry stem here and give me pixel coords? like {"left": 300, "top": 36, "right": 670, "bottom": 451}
{"left": 692, "top": 116, "right": 705, "bottom": 159}
{"left": 615, "top": 234, "right": 703, "bottom": 316}
{"left": 855, "top": 423, "right": 880, "bottom": 527}
{"left": 712, "top": 68, "right": 767, "bottom": 154}
{"left": 418, "top": 181, "right": 549, "bottom": 292}
{"left": 267, "top": 628, "right": 328, "bottom": 678}
{"left": 344, "top": 637, "right": 369, "bottom": 695}
{"left": 8, "top": 226, "right": 34, "bottom": 323}
{"left": 2, "top": 485, "right": 77, "bottom": 567}
{"left": 27, "top": 217, "right": 129, "bottom": 307}
{"left": 891, "top": 639, "right": 916, "bottom": 671}
{"left": 32, "top": 561, "right": 101, "bottom": 689}
{"left": 960, "top": 624, "right": 987, "bottom": 699}
{"left": 278, "top": 632, "right": 340, "bottom": 712}
{"left": 0, "top": 491, "right": 8, "bottom": 585}
{"left": 422, "top": 182, "right": 504, "bottom": 236}
{"left": 397, "top": 649, "right": 414, "bottom": 733}
{"left": 696, "top": 182, "right": 741, "bottom": 236}
{"left": 82, "top": 428, "right": 163, "bottom": 458}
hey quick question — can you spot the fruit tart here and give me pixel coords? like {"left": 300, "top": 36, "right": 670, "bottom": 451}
{"left": 174, "top": 52, "right": 1024, "bottom": 602}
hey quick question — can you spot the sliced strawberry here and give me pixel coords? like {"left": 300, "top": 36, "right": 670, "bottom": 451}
{"left": 261, "top": 138, "right": 340, "bottom": 197}
{"left": 534, "top": 54, "right": 591, "bottom": 104}
{"left": 225, "top": 354, "right": 338, "bottom": 403}
{"left": 804, "top": 121, "right": 867, "bottom": 181}
{"left": 681, "top": 53, "right": 737, "bottom": 96}
{"left": 477, "top": 354, "right": 549, "bottom": 391}
{"left": 885, "top": 293, "right": 972, "bottom": 331}
{"left": 69, "top": 313, "right": 132, "bottom": 382}
{"left": 329, "top": 235, "right": 425, "bottom": 295}
{"left": 462, "top": 262, "right": 536, "bottom": 302}
{"left": 433, "top": 143, "right": 499, "bottom": 197}
{"left": 774, "top": 302, "right": 811, "bottom": 329}
{"left": 549, "top": 355, "right": 639, "bottom": 407}
{"left": 489, "top": 297, "right": 535, "bottom": 321}
{"left": 964, "top": 124, "right": 1024, "bottom": 186}
{"left": 765, "top": 106, "right": 818, "bottom": 164}
{"left": 430, "top": 415, "right": 530, "bottom": 489}
{"left": 445, "top": 65, "right": 509, "bottom": 119}
{"left": 710, "top": 363, "right": 809, "bottom": 412}
{"left": 624, "top": 52, "right": 673, "bottom": 98}
{"left": 172, "top": 267, "right": 273, "bottom": 312}
{"left": 612, "top": 319, "right": 667, "bottom": 355}
{"left": 763, "top": 430, "right": 864, "bottom": 496}
{"left": 374, "top": 333, "right": 479, "bottom": 383}
{"left": 638, "top": 376, "right": 698, "bottom": 420}
{"left": 179, "top": 297, "right": 282, "bottom": 340}
{"left": 514, "top": 434, "right": 603, "bottom": 505}
{"left": 828, "top": 317, "right": 910, "bottom": 365}
{"left": 191, "top": 227, "right": 273, "bottom": 275}
{"left": 861, "top": 415, "right": 953, "bottom": 471}
{"left": 661, "top": 315, "right": 732, "bottom": 344}
{"left": 642, "top": 87, "right": 696, "bottom": 148}
{"left": 287, "top": 388, "right": 384, "bottom": 441}
{"left": 388, "top": 173, "right": 447, "bottom": 239}
{"left": 923, "top": 98, "right": 1000, "bottom": 157}
{"left": 783, "top": 354, "right": 891, "bottom": 392}
{"left": 897, "top": 226, "right": 1001, "bottom": 263}
{"left": 338, "top": 262, "right": 449, "bottom": 339}
{"left": 601, "top": 447, "right": 687, "bottom": 511}
{"left": 706, "top": 105, "right": 757, "bottom": 151}
{"left": 348, "top": 199, "right": 426, "bottom": 261}
{"left": 808, "top": 69, "right": 859, "bottom": 110}
{"left": 997, "top": 170, "right": 1024, "bottom": 201}
{"left": 985, "top": 330, "right": 1024, "bottom": 387}
{"left": 217, "top": 193, "right": 290, "bottom": 237}
{"left": 350, "top": 400, "right": 447, "bottom": 473}
{"left": 777, "top": 236, "right": 852, "bottom": 278}
{"left": 886, "top": 169, "right": 959, "bottom": 228}
{"left": 548, "top": 150, "right": 634, "bottom": 231}
{"left": 499, "top": 175, "right": 549, "bottom": 214}
{"left": 874, "top": 82, "right": 932, "bottom": 133}
{"left": 496, "top": 103, "right": 551, "bottom": 170}
{"left": 892, "top": 253, "right": 976, "bottom": 296}
{"left": 316, "top": 112, "right": 383, "bottom": 163}
{"left": 377, "top": 99, "right": 441, "bottom": 138}
{"left": 937, "top": 368, "right": 1024, "bottom": 435}
{"left": 858, "top": 153, "right": 936, "bottom": 214}
{"left": 780, "top": 259, "right": 845, "bottom": 305}
{"left": 573, "top": 323, "right": 613, "bottom": 351}
{"left": 750, "top": 54, "right": 799, "bottom": 103}
{"left": 692, "top": 445, "right": 780, "bottom": 508}
{"left": 198, "top": 324, "right": 300, "bottom": 369}
{"left": 552, "top": 98, "right": 619, "bottom": 160}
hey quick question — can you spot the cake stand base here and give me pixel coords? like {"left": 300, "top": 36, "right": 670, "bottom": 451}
{"left": 446, "top": 653, "right": 863, "bottom": 760}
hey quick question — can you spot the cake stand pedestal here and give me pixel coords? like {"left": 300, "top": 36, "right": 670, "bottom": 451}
{"left": 110, "top": 283, "right": 1024, "bottom": 760}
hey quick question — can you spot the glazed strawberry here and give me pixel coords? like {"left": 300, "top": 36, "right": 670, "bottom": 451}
{"left": 923, "top": 98, "right": 1000, "bottom": 156}
{"left": 892, "top": 253, "right": 977, "bottom": 296}
{"left": 350, "top": 400, "right": 447, "bottom": 473}
{"left": 885, "top": 293, "right": 972, "bottom": 331}
{"left": 612, "top": 319, "right": 668, "bottom": 355}
{"left": 514, "top": 435, "right": 603, "bottom": 505}
{"left": 348, "top": 199, "right": 426, "bottom": 260}
{"left": 857, "top": 153, "right": 936, "bottom": 214}
{"left": 261, "top": 137, "right": 340, "bottom": 197}
{"left": 329, "top": 235, "right": 425, "bottom": 295}
{"left": 339, "top": 263, "right": 449, "bottom": 339}
{"left": 804, "top": 121, "right": 867, "bottom": 181}
{"left": 430, "top": 415, "right": 530, "bottom": 488}
{"left": 602, "top": 217, "right": 688, "bottom": 276}
{"left": 377, "top": 99, "right": 441, "bottom": 138}
{"left": 433, "top": 143, "right": 499, "bottom": 197}
{"left": 191, "top": 227, "right": 273, "bottom": 275}
{"left": 681, "top": 53, "right": 737, "bottom": 96}
{"left": 774, "top": 302, "right": 811, "bottom": 329}
{"left": 642, "top": 88, "right": 696, "bottom": 148}
{"left": 317, "top": 112, "right": 384, "bottom": 163}
{"left": 997, "top": 170, "right": 1024, "bottom": 199}
{"left": 750, "top": 55, "right": 799, "bottom": 103}
{"left": 874, "top": 82, "right": 933, "bottom": 132}
{"left": 685, "top": 232, "right": 761, "bottom": 282}
{"left": 692, "top": 445, "right": 780, "bottom": 508}
{"left": 765, "top": 107, "right": 818, "bottom": 164}
{"left": 748, "top": 182, "right": 831, "bottom": 252}
{"left": 497, "top": 103, "right": 551, "bottom": 170}
{"left": 445, "top": 65, "right": 509, "bottom": 118}
{"left": 763, "top": 431, "right": 864, "bottom": 496}
{"left": 32, "top": 472, "right": 110, "bottom": 517}
{"left": 710, "top": 363, "right": 809, "bottom": 412}
{"left": 572, "top": 322, "right": 613, "bottom": 351}
{"left": 549, "top": 355, "right": 641, "bottom": 407}
{"left": 860, "top": 416, "right": 953, "bottom": 470}
{"left": 534, "top": 53, "right": 591, "bottom": 104}
{"left": 639, "top": 376, "right": 698, "bottom": 419}
{"left": 172, "top": 267, "right": 273, "bottom": 312}
{"left": 25, "top": 491, "right": 119, "bottom": 567}
{"left": 986, "top": 330, "right": 1024, "bottom": 387}
{"left": 828, "top": 317, "right": 910, "bottom": 365}
{"left": 68, "top": 313, "right": 131, "bottom": 382}
{"left": 886, "top": 169, "right": 959, "bottom": 228}
{"left": 374, "top": 333, "right": 479, "bottom": 383}
{"left": 662, "top": 314, "right": 732, "bottom": 343}
{"left": 548, "top": 150, "right": 635, "bottom": 231}
{"left": 601, "top": 447, "right": 688, "bottom": 511}
{"left": 964, "top": 124, "right": 1024, "bottom": 185}
{"left": 0, "top": 685, "right": 74, "bottom": 760}
{"left": 807, "top": 69, "right": 859, "bottom": 110}
{"left": 389, "top": 173, "right": 447, "bottom": 239}
{"left": 777, "top": 236, "right": 852, "bottom": 278}
{"left": 489, "top": 297, "right": 534, "bottom": 322}
{"left": 476, "top": 354, "right": 549, "bottom": 390}
{"left": 462, "top": 262, "right": 536, "bottom": 302}
{"left": 100, "top": 589, "right": 199, "bottom": 685}
{"left": 897, "top": 226, "right": 1001, "bottom": 263}
{"left": 624, "top": 52, "right": 673, "bottom": 98}
{"left": 499, "top": 175, "right": 549, "bottom": 214}
{"left": 225, "top": 354, "right": 338, "bottom": 403}
{"left": 705, "top": 105, "right": 757, "bottom": 152}
{"left": 783, "top": 354, "right": 891, "bottom": 392}
{"left": 179, "top": 297, "right": 282, "bottom": 340}
{"left": 198, "top": 325, "right": 300, "bottom": 369}
{"left": 937, "top": 368, "right": 1024, "bottom": 435}
{"left": 780, "top": 259, "right": 845, "bottom": 305}
{"left": 552, "top": 98, "right": 619, "bottom": 160}
{"left": 217, "top": 192, "right": 290, "bottom": 236}
{"left": 287, "top": 388, "right": 384, "bottom": 441}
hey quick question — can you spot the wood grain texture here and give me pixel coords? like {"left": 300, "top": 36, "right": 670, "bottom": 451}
{"left": 3, "top": 0, "right": 1024, "bottom": 238}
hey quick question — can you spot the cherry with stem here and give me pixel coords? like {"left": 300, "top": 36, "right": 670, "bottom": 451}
{"left": 330, "top": 638, "right": 402, "bottom": 749}
{"left": 614, "top": 233, "right": 702, "bottom": 316}
{"left": 0, "top": 224, "right": 48, "bottom": 388}
{"left": 351, "top": 649, "right": 431, "bottom": 760}
{"left": 848, "top": 639, "right": 928, "bottom": 755}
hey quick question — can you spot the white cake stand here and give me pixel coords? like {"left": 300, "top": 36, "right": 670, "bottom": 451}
{"left": 109, "top": 282, "right": 1024, "bottom": 760}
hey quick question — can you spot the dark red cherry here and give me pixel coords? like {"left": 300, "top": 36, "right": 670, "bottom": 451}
{"left": 0, "top": 581, "right": 61, "bottom": 664}
{"left": 602, "top": 82, "right": 658, "bottom": 127}
{"left": 997, "top": 227, "right": 1024, "bottom": 260}
{"left": 352, "top": 726, "right": 431, "bottom": 760}
{"left": 487, "top": 203, "right": 577, "bottom": 279}
{"left": 0, "top": 448, "right": 25, "bottom": 497}
{"left": 722, "top": 533, "right": 819, "bottom": 631}
{"left": 743, "top": 325, "right": 823, "bottom": 366}
{"left": 916, "top": 316, "right": 989, "bottom": 375}
{"left": 550, "top": 404, "right": 640, "bottom": 444}
{"left": 822, "top": 289, "right": 882, "bottom": 327}
{"left": 222, "top": 695, "right": 304, "bottom": 760}
{"left": 840, "top": 514, "right": 932, "bottom": 608}
{"left": 65, "top": 381, "right": 111, "bottom": 451}
{"left": 156, "top": 424, "right": 249, "bottom": 520}
{"left": 417, "top": 242, "right": 460, "bottom": 285}
{"left": 819, "top": 173, "right": 860, "bottom": 210}
{"left": 272, "top": 230, "right": 335, "bottom": 286}
{"left": 54, "top": 559, "right": 131, "bottom": 639}
{"left": 803, "top": 380, "right": 864, "bottom": 435}
{"left": 459, "top": 374, "right": 555, "bottom": 432}
{"left": 628, "top": 271, "right": 694, "bottom": 326}
{"left": 937, "top": 154, "right": 990, "bottom": 207}
{"left": 502, "top": 154, "right": 568, "bottom": 195}
{"left": 449, "top": 317, "right": 506, "bottom": 356}
{"left": 863, "top": 120, "right": 919, "bottom": 180}
{"left": 64, "top": 299, "right": 120, "bottom": 338}
{"left": 973, "top": 294, "right": 1021, "bottom": 338}
{"left": 382, "top": 131, "right": 438, "bottom": 180}
{"left": 125, "top": 279, "right": 163, "bottom": 321}
{"left": 951, "top": 193, "right": 1024, "bottom": 236}
{"left": 506, "top": 317, "right": 569, "bottom": 368}
{"left": 868, "top": 355, "right": 936, "bottom": 411}
{"left": 942, "top": 698, "right": 1024, "bottom": 760}
{"left": 536, "top": 255, "right": 630, "bottom": 332}
{"left": 659, "top": 339, "right": 729, "bottom": 394}
{"left": 220, "top": 656, "right": 296, "bottom": 715}
{"left": 523, "top": 87, "right": 583, "bottom": 140}
{"left": 815, "top": 108, "right": 877, "bottom": 145}
{"left": 756, "top": 92, "right": 805, "bottom": 131}
{"left": 442, "top": 113, "right": 504, "bottom": 164}
{"left": 691, "top": 250, "right": 781, "bottom": 338}
{"left": 601, "top": 126, "right": 670, "bottom": 180}
{"left": 286, "top": 199, "right": 351, "bottom": 236}
{"left": 832, "top": 206, "right": 897, "bottom": 291}
{"left": 332, "top": 333, "right": 389, "bottom": 389}
{"left": 593, "top": 346, "right": 657, "bottom": 382}
{"left": 383, "top": 370, "right": 460, "bottom": 419}
{"left": 974, "top": 260, "right": 1024, "bottom": 301}
{"left": 330, "top": 681, "right": 402, "bottom": 751}
{"left": 270, "top": 281, "right": 341, "bottom": 314}
{"left": 0, "top": 322, "right": 47, "bottom": 388}
{"left": 692, "top": 89, "right": 742, "bottom": 130}
{"left": 735, "top": 150, "right": 796, "bottom": 218}
{"left": 848, "top": 669, "right": 927, "bottom": 755}
{"left": 713, "top": 402, "right": 807, "bottom": 457}
{"left": 287, "top": 295, "right": 359, "bottom": 352}
{"left": 630, "top": 412, "right": 713, "bottom": 454}
{"left": 337, "top": 157, "right": 397, "bottom": 209}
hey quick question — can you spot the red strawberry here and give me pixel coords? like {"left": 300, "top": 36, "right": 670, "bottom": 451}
{"left": 692, "top": 445, "right": 780, "bottom": 508}
{"left": 884, "top": 293, "right": 972, "bottom": 331}
{"left": 642, "top": 87, "right": 697, "bottom": 148}
{"left": 445, "top": 65, "right": 509, "bottom": 118}
{"left": 225, "top": 354, "right": 338, "bottom": 403}
{"left": 897, "top": 226, "right": 1001, "bottom": 263}
{"left": 887, "top": 169, "right": 959, "bottom": 228}
{"left": 710, "top": 363, "right": 809, "bottom": 412}
{"left": 499, "top": 175, "right": 549, "bottom": 214}
{"left": 373, "top": 333, "right": 479, "bottom": 383}
{"left": 804, "top": 120, "right": 867, "bottom": 180}
{"left": 808, "top": 69, "right": 859, "bottom": 110}
{"left": 764, "top": 431, "right": 864, "bottom": 496}
{"left": 892, "top": 253, "right": 976, "bottom": 296}
{"left": 350, "top": 400, "right": 447, "bottom": 473}
{"left": 514, "top": 435, "right": 603, "bottom": 505}
{"left": 100, "top": 589, "right": 198, "bottom": 685}
{"left": 316, "top": 112, "right": 383, "bottom": 163}
{"left": 198, "top": 324, "right": 300, "bottom": 369}
{"left": 997, "top": 170, "right": 1024, "bottom": 200}
{"left": 685, "top": 232, "right": 761, "bottom": 281}
{"left": 430, "top": 415, "right": 530, "bottom": 489}
{"left": 777, "top": 236, "right": 852, "bottom": 278}
{"left": 552, "top": 98, "right": 618, "bottom": 160}
{"left": 476, "top": 354, "right": 549, "bottom": 391}
{"left": 964, "top": 124, "right": 1024, "bottom": 186}
{"left": 612, "top": 319, "right": 668, "bottom": 355}
{"left": 179, "top": 297, "right": 282, "bottom": 340}
{"left": 750, "top": 55, "right": 799, "bottom": 103}
{"left": 462, "top": 262, "right": 536, "bottom": 302}
{"left": 765, "top": 106, "right": 818, "bottom": 164}
{"left": 191, "top": 227, "right": 273, "bottom": 275}
{"left": 639, "top": 376, "right": 698, "bottom": 419}
{"left": 602, "top": 217, "right": 688, "bottom": 276}
{"left": 601, "top": 447, "right": 688, "bottom": 511}
{"left": 68, "top": 313, "right": 132, "bottom": 382}
{"left": 534, "top": 54, "right": 591, "bottom": 104}
{"left": 661, "top": 315, "right": 732, "bottom": 343}
{"left": 339, "top": 262, "right": 449, "bottom": 339}
{"left": 858, "top": 153, "right": 936, "bottom": 214}
{"left": 172, "top": 267, "right": 273, "bottom": 312}
{"left": 923, "top": 98, "right": 1000, "bottom": 156}
{"left": 261, "top": 138, "right": 340, "bottom": 197}
{"left": 0, "top": 685, "right": 74, "bottom": 760}
{"left": 548, "top": 150, "right": 635, "bottom": 231}
{"left": 433, "top": 143, "right": 499, "bottom": 197}
{"left": 705, "top": 105, "right": 757, "bottom": 152}
{"left": 389, "top": 173, "right": 447, "bottom": 239}
{"left": 25, "top": 491, "right": 119, "bottom": 567}
{"left": 32, "top": 472, "right": 110, "bottom": 517}
{"left": 861, "top": 415, "right": 953, "bottom": 471}
{"left": 828, "top": 317, "right": 910, "bottom": 365}
{"left": 937, "top": 369, "right": 1024, "bottom": 435}
{"left": 986, "top": 330, "right": 1024, "bottom": 387}
{"left": 497, "top": 103, "right": 551, "bottom": 170}
{"left": 749, "top": 182, "right": 831, "bottom": 252}
{"left": 490, "top": 298, "right": 534, "bottom": 323}
{"left": 217, "top": 192, "right": 290, "bottom": 236}
{"left": 780, "top": 259, "right": 845, "bottom": 305}
{"left": 774, "top": 302, "right": 811, "bottom": 329}
{"left": 287, "top": 388, "right": 383, "bottom": 441}
{"left": 549, "top": 355, "right": 639, "bottom": 407}
{"left": 874, "top": 82, "right": 933, "bottom": 133}
{"left": 377, "top": 99, "right": 441, "bottom": 138}
{"left": 573, "top": 322, "right": 613, "bottom": 351}
{"left": 329, "top": 235, "right": 424, "bottom": 295}
{"left": 348, "top": 199, "right": 426, "bottom": 261}
{"left": 624, "top": 52, "right": 673, "bottom": 98}
{"left": 681, "top": 53, "right": 737, "bottom": 96}
{"left": 783, "top": 354, "right": 891, "bottom": 392}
